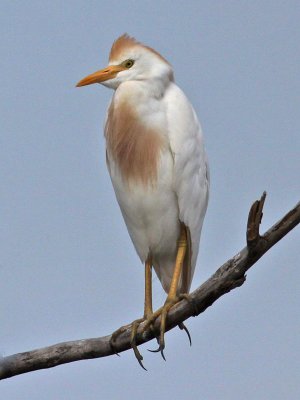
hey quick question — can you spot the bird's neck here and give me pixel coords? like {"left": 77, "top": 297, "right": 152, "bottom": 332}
{"left": 116, "top": 77, "right": 171, "bottom": 101}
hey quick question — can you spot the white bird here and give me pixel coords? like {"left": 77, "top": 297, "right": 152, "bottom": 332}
{"left": 76, "top": 34, "right": 209, "bottom": 367}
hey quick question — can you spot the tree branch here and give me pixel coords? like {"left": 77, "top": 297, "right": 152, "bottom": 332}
{"left": 1, "top": 193, "right": 299, "bottom": 380}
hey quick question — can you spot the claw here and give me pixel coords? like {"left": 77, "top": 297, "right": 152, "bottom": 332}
{"left": 130, "top": 319, "right": 148, "bottom": 370}
{"left": 146, "top": 325, "right": 160, "bottom": 352}
{"left": 178, "top": 322, "right": 192, "bottom": 346}
{"left": 148, "top": 343, "right": 166, "bottom": 361}
{"left": 137, "top": 358, "right": 147, "bottom": 371}
{"left": 131, "top": 336, "right": 147, "bottom": 370}
{"left": 133, "top": 346, "right": 147, "bottom": 371}
{"left": 148, "top": 307, "right": 169, "bottom": 361}
{"left": 148, "top": 346, "right": 161, "bottom": 353}
{"left": 149, "top": 323, "right": 160, "bottom": 345}
{"left": 158, "top": 327, "right": 167, "bottom": 361}
{"left": 160, "top": 344, "right": 166, "bottom": 361}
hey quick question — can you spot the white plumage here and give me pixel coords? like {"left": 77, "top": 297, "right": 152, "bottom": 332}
{"left": 77, "top": 34, "right": 209, "bottom": 363}
{"left": 107, "top": 81, "right": 209, "bottom": 293}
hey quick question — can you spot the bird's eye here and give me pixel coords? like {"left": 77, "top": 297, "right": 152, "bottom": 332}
{"left": 123, "top": 59, "right": 135, "bottom": 69}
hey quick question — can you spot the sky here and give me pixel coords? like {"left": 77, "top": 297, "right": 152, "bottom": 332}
{"left": 1, "top": 1, "right": 299, "bottom": 399}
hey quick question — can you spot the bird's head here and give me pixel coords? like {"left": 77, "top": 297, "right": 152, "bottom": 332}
{"left": 76, "top": 34, "right": 174, "bottom": 90}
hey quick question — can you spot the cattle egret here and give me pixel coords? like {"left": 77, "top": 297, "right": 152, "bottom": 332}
{"left": 76, "top": 34, "right": 209, "bottom": 368}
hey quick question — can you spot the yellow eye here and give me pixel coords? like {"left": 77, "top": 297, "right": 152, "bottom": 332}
{"left": 123, "top": 59, "right": 134, "bottom": 68}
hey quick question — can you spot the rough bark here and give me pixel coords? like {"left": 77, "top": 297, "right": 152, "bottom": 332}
{"left": 1, "top": 193, "right": 299, "bottom": 380}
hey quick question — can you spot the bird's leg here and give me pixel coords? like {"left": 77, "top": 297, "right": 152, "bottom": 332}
{"left": 111, "top": 226, "right": 188, "bottom": 364}
{"left": 110, "top": 256, "right": 155, "bottom": 370}
{"left": 129, "top": 256, "right": 155, "bottom": 369}
{"left": 144, "top": 255, "right": 153, "bottom": 318}
{"left": 147, "top": 224, "right": 187, "bottom": 359}
{"left": 158, "top": 224, "right": 187, "bottom": 358}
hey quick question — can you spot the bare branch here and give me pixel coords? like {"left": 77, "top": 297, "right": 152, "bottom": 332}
{"left": 1, "top": 194, "right": 299, "bottom": 380}
{"left": 247, "top": 191, "right": 266, "bottom": 246}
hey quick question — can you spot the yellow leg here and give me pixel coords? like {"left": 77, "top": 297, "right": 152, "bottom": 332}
{"left": 146, "top": 224, "right": 188, "bottom": 359}
{"left": 110, "top": 255, "right": 154, "bottom": 370}
{"left": 159, "top": 224, "right": 187, "bottom": 357}
{"left": 166, "top": 225, "right": 187, "bottom": 299}
{"left": 144, "top": 256, "right": 153, "bottom": 318}
{"left": 111, "top": 224, "right": 188, "bottom": 366}
{"left": 130, "top": 256, "right": 154, "bottom": 369}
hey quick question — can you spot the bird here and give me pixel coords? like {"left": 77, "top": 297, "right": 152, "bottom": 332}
{"left": 76, "top": 34, "right": 209, "bottom": 368}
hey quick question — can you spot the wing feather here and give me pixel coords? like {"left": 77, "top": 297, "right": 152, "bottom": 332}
{"left": 166, "top": 84, "right": 209, "bottom": 291}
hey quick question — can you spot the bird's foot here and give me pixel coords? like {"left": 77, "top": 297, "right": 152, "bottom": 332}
{"left": 110, "top": 295, "right": 193, "bottom": 368}
{"left": 146, "top": 296, "right": 193, "bottom": 357}
{"left": 145, "top": 297, "right": 181, "bottom": 360}
{"left": 110, "top": 317, "right": 158, "bottom": 371}
{"left": 130, "top": 317, "right": 159, "bottom": 370}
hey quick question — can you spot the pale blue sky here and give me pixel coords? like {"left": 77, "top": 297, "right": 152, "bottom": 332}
{"left": 1, "top": 1, "right": 299, "bottom": 399}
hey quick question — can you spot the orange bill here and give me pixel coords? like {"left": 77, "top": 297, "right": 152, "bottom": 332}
{"left": 76, "top": 65, "right": 125, "bottom": 87}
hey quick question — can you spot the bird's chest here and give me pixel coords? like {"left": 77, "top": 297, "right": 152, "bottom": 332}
{"left": 108, "top": 145, "right": 177, "bottom": 255}
{"left": 105, "top": 88, "right": 170, "bottom": 188}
